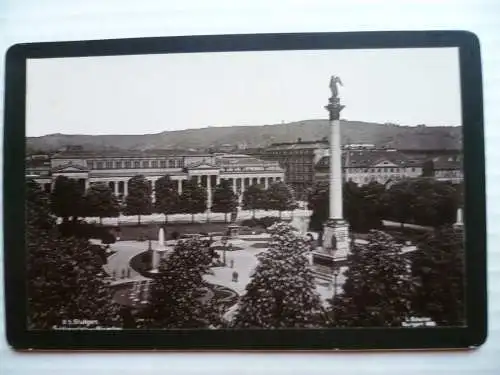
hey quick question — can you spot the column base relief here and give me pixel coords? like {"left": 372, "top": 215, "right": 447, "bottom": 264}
{"left": 322, "top": 218, "right": 350, "bottom": 260}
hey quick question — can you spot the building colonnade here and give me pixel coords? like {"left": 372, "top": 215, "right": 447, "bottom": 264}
{"left": 85, "top": 174, "right": 282, "bottom": 210}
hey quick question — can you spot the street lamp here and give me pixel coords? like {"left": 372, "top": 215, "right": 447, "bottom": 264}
{"left": 221, "top": 236, "right": 228, "bottom": 266}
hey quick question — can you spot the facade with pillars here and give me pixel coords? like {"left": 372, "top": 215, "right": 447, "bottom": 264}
{"left": 27, "top": 148, "right": 284, "bottom": 210}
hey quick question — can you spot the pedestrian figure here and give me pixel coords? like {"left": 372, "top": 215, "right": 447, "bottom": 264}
{"left": 121, "top": 269, "right": 126, "bottom": 279}
{"left": 112, "top": 270, "right": 117, "bottom": 280}
{"left": 232, "top": 271, "right": 239, "bottom": 282}
{"left": 127, "top": 268, "right": 131, "bottom": 278}
{"left": 229, "top": 259, "right": 235, "bottom": 268}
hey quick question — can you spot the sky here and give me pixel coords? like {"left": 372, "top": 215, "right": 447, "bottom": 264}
{"left": 26, "top": 47, "right": 461, "bottom": 137}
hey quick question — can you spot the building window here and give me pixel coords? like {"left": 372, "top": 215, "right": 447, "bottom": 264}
{"left": 115, "top": 161, "right": 122, "bottom": 168}
{"left": 168, "top": 159, "right": 175, "bottom": 168}
{"left": 160, "top": 160, "right": 167, "bottom": 168}
{"left": 106, "top": 161, "right": 113, "bottom": 169}
{"left": 152, "top": 160, "right": 158, "bottom": 168}
{"left": 87, "top": 161, "right": 94, "bottom": 169}
{"left": 96, "top": 161, "right": 103, "bottom": 169}
{"left": 134, "top": 161, "right": 140, "bottom": 168}
{"left": 142, "top": 160, "right": 149, "bottom": 168}
{"left": 124, "top": 161, "right": 131, "bottom": 169}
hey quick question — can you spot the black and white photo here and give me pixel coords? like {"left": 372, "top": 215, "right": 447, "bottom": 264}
{"left": 23, "top": 44, "right": 467, "bottom": 333}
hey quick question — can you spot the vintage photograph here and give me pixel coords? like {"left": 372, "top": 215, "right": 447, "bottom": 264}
{"left": 25, "top": 47, "right": 465, "bottom": 331}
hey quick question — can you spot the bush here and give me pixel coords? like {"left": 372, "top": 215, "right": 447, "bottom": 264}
{"left": 241, "top": 219, "right": 258, "bottom": 227}
{"left": 58, "top": 221, "right": 112, "bottom": 241}
{"left": 258, "top": 216, "right": 281, "bottom": 228}
{"left": 90, "top": 244, "right": 107, "bottom": 265}
{"left": 240, "top": 216, "right": 281, "bottom": 229}
{"left": 137, "top": 231, "right": 149, "bottom": 241}
{"left": 101, "top": 231, "right": 116, "bottom": 244}
{"left": 171, "top": 231, "right": 180, "bottom": 240}
{"left": 383, "top": 226, "right": 429, "bottom": 244}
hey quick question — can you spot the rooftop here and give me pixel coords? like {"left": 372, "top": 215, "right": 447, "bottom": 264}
{"left": 432, "top": 155, "right": 463, "bottom": 170}
{"left": 316, "top": 150, "right": 424, "bottom": 169}
{"left": 52, "top": 148, "right": 209, "bottom": 159}
{"left": 215, "top": 154, "right": 281, "bottom": 167}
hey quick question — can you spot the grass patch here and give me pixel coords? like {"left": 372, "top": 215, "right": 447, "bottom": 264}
{"left": 250, "top": 242, "right": 269, "bottom": 249}
{"left": 211, "top": 245, "right": 244, "bottom": 251}
{"left": 108, "top": 222, "right": 232, "bottom": 241}
{"left": 129, "top": 250, "right": 153, "bottom": 277}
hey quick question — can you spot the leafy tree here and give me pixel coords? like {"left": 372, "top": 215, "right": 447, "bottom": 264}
{"left": 154, "top": 175, "right": 181, "bottom": 223}
{"left": 266, "top": 182, "right": 297, "bottom": 218}
{"left": 383, "top": 178, "right": 458, "bottom": 228}
{"left": 124, "top": 175, "right": 152, "bottom": 225}
{"left": 242, "top": 184, "right": 266, "bottom": 218}
{"left": 383, "top": 179, "right": 416, "bottom": 229}
{"left": 411, "top": 226, "right": 465, "bottom": 326}
{"left": 143, "top": 238, "right": 221, "bottom": 328}
{"left": 28, "top": 233, "right": 121, "bottom": 329}
{"left": 454, "top": 181, "right": 464, "bottom": 208}
{"left": 26, "top": 179, "right": 55, "bottom": 230}
{"left": 27, "top": 183, "right": 120, "bottom": 329}
{"left": 179, "top": 179, "right": 207, "bottom": 223}
{"left": 50, "top": 175, "right": 85, "bottom": 222}
{"left": 232, "top": 222, "right": 322, "bottom": 328}
{"left": 410, "top": 179, "right": 458, "bottom": 227}
{"left": 421, "top": 160, "right": 435, "bottom": 177}
{"left": 307, "top": 181, "right": 329, "bottom": 233}
{"left": 211, "top": 179, "right": 238, "bottom": 222}
{"left": 356, "top": 182, "right": 386, "bottom": 231}
{"left": 330, "top": 230, "right": 413, "bottom": 327}
{"left": 308, "top": 181, "right": 385, "bottom": 235}
{"left": 85, "top": 183, "right": 120, "bottom": 225}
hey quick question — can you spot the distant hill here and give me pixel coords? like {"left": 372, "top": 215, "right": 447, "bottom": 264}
{"left": 26, "top": 119, "right": 462, "bottom": 153}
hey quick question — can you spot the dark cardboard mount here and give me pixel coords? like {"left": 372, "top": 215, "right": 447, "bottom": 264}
{"left": 3, "top": 31, "right": 487, "bottom": 351}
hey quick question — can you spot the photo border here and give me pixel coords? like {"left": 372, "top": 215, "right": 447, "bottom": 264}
{"left": 3, "top": 31, "right": 487, "bottom": 350}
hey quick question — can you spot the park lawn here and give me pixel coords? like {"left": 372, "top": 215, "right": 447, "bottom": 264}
{"left": 107, "top": 222, "right": 232, "bottom": 241}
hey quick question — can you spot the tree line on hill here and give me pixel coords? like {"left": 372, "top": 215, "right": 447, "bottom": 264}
{"left": 27, "top": 176, "right": 464, "bottom": 329}
{"left": 48, "top": 175, "right": 297, "bottom": 226}
{"left": 26, "top": 119, "right": 462, "bottom": 153}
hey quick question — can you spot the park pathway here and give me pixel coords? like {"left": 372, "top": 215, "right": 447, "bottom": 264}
{"left": 104, "top": 241, "right": 150, "bottom": 285}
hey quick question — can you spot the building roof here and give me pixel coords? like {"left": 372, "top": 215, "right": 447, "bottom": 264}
{"left": 432, "top": 155, "right": 463, "bottom": 170}
{"left": 26, "top": 158, "right": 51, "bottom": 169}
{"left": 315, "top": 149, "right": 424, "bottom": 169}
{"left": 52, "top": 148, "right": 209, "bottom": 159}
{"left": 215, "top": 154, "right": 281, "bottom": 167}
{"left": 52, "top": 163, "right": 89, "bottom": 173}
{"left": 266, "top": 139, "right": 329, "bottom": 151}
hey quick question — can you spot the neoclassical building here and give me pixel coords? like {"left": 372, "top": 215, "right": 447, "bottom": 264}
{"left": 26, "top": 147, "right": 285, "bottom": 209}
{"left": 314, "top": 148, "right": 463, "bottom": 186}
{"left": 315, "top": 149, "right": 424, "bottom": 186}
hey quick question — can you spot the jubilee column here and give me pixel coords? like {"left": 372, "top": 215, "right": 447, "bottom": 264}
{"left": 323, "top": 75, "right": 350, "bottom": 260}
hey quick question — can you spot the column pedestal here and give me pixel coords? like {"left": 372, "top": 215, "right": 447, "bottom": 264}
{"left": 322, "top": 218, "right": 350, "bottom": 261}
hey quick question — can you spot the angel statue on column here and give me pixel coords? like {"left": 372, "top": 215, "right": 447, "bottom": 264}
{"left": 329, "top": 75, "right": 343, "bottom": 98}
